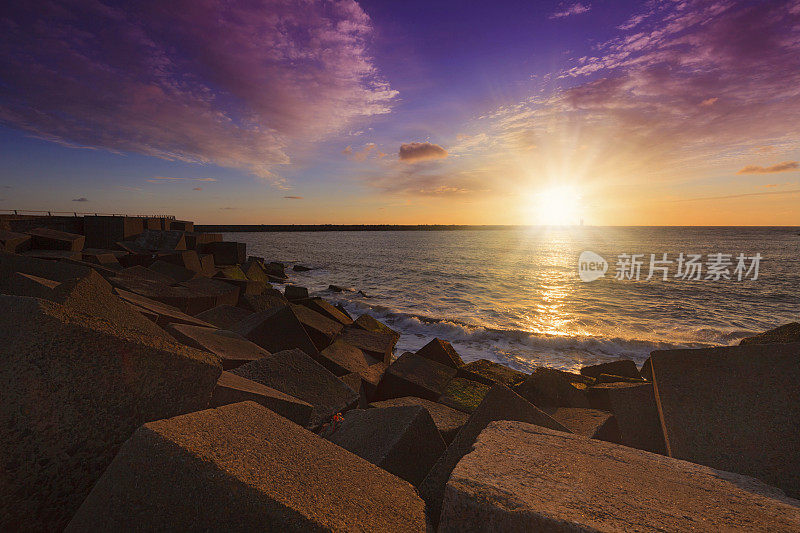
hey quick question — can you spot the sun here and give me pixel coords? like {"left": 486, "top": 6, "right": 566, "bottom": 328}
{"left": 530, "top": 185, "right": 582, "bottom": 226}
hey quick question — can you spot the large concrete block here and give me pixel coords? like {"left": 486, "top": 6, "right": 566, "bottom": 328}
{"left": 210, "top": 372, "right": 312, "bottom": 426}
{"left": 67, "top": 402, "right": 427, "bottom": 532}
{"left": 457, "top": 359, "right": 526, "bottom": 387}
{"left": 354, "top": 313, "right": 399, "bottom": 340}
{"left": 321, "top": 406, "right": 446, "bottom": 486}
{"left": 580, "top": 358, "right": 641, "bottom": 380}
{"left": 740, "top": 322, "right": 800, "bottom": 345}
{"left": 26, "top": 227, "right": 85, "bottom": 251}
{"left": 301, "top": 297, "right": 353, "bottom": 325}
{"left": 438, "top": 378, "right": 491, "bottom": 413}
{"left": 111, "top": 276, "right": 215, "bottom": 315}
{"left": 586, "top": 381, "right": 642, "bottom": 411}
{"left": 607, "top": 382, "right": 666, "bottom": 454}
{"left": 0, "top": 249, "right": 91, "bottom": 283}
{"left": 148, "top": 259, "right": 198, "bottom": 282}
{"left": 416, "top": 337, "right": 464, "bottom": 368}
{"left": 134, "top": 229, "right": 187, "bottom": 251}
{"left": 240, "top": 258, "right": 270, "bottom": 282}
{"left": 370, "top": 397, "right": 469, "bottom": 444}
{"left": 419, "top": 385, "right": 570, "bottom": 525}
{"left": 168, "top": 323, "right": 269, "bottom": 370}
{"left": 235, "top": 305, "right": 319, "bottom": 357}
{"left": 651, "top": 343, "right": 800, "bottom": 498}
{"left": 0, "top": 295, "right": 221, "bottom": 531}
{"left": 545, "top": 407, "right": 620, "bottom": 442}
{"left": 231, "top": 348, "right": 359, "bottom": 427}
{"left": 374, "top": 352, "right": 456, "bottom": 402}
{"left": 513, "top": 366, "right": 591, "bottom": 409}
{"left": 439, "top": 421, "right": 800, "bottom": 532}
{"left": 195, "top": 304, "right": 253, "bottom": 329}
{"left": 114, "top": 288, "right": 215, "bottom": 328}
{"left": 0, "top": 229, "right": 31, "bottom": 252}
{"left": 181, "top": 277, "right": 240, "bottom": 308}
{"left": 319, "top": 337, "right": 380, "bottom": 376}
{"left": 239, "top": 288, "right": 288, "bottom": 313}
{"left": 83, "top": 216, "right": 144, "bottom": 249}
{"left": 203, "top": 240, "right": 246, "bottom": 265}
{"left": 290, "top": 303, "right": 343, "bottom": 351}
{"left": 168, "top": 219, "right": 194, "bottom": 232}
{"left": 341, "top": 326, "right": 397, "bottom": 363}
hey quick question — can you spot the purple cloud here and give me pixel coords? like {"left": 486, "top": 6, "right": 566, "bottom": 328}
{"left": 399, "top": 142, "right": 448, "bottom": 162}
{"left": 283, "top": 196, "right": 304, "bottom": 200}
{"left": 550, "top": 3, "right": 591, "bottom": 19}
{"left": 738, "top": 162, "right": 799, "bottom": 174}
{"left": 0, "top": 1, "right": 396, "bottom": 186}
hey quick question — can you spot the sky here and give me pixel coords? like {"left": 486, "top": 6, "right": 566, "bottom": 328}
{"left": 0, "top": 0, "right": 799, "bottom": 225}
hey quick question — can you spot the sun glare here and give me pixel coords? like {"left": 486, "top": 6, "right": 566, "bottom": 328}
{"left": 531, "top": 185, "right": 582, "bottom": 226}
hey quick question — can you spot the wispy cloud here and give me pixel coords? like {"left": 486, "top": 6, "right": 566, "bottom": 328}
{"left": 192, "top": 187, "right": 203, "bottom": 191}
{"left": 72, "top": 197, "right": 88, "bottom": 202}
{"left": 284, "top": 196, "right": 304, "bottom": 200}
{"left": 737, "top": 161, "right": 799, "bottom": 174}
{"left": 399, "top": 142, "right": 448, "bottom": 163}
{"left": 0, "top": 1, "right": 397, "bottom": 187}
{"left": 343, "top": 143, "right": 383, "bottom": 162}
{"left": 145, "top": 176, "right": 217, "bottom": 183}
{"left": 550, "top": 3, "right": 591, "bottom": 19}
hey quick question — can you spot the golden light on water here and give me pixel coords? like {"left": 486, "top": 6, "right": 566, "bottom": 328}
{"left": 530, "top": 185, "right": 583, "bottom": 226}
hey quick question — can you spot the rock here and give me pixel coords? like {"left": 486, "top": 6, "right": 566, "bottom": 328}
{"left": 203, "top": 241, "right": 246, "bottom": 265}
{"left": 0, "top": 249, "right": 91, "bottom": 282}
{"left": 328, "top": 284, "right": 345, "bottom": 292}
{"left": 199, "top": 253, "right": 216, "bottom": 276}
{"left": 160, "top": 249, "right": 203, "bottom": 273}
{"left": 336, "top": 302, "right": 353, "bottom": 319}
{"left": 586, "top": 381, "right": 643, "bottom": 411}
{"left": 181, "top": 277, "right": 240, "bottom": 308}
{"left": 231, "top": 348, "right": 358, "bottom": 427}
{"left": 740, "top": 322, "right": 800, "bottom": 345}
{"left": 415, "top": 337, "right": 464, "bottom": 368}
{"left": 26, "top": 227, "right": 85, "bottom": 251}
{"left": 168, "top": 324, "right": 269, "bottom": 370}
{"left": 651, "top": 343, "right": 800, "bottom": 498}
{"left": 438, "top": 420, "right": 800, "bottom": 533}
{"left": 341, "top": 326, "right": 397, "bottom": 363}
{"left": 545, "top": 407, "right": 620, "bottom": 442}
{"left": 148, "top": 259, "right": 198, "bottom": 282}
{"left": 168, "top": 219, "right": 194, "bottom": 232}
{"left": 240, "top": 258, "right": 270, "bottom": 282}
{"left": 340, "top": 372, "right": 370, "bottom": 408}
{"left": 419, "top": 385, "right": 570, "bottom": 526}
{"left": 355, "top": 313, "right": 400, "bottom": 340}
{"left": 321, "top": 406, "right": 446, "bottom": 486}
{"left": 513, "top": 366, "right": 591, "bottom": 409}
{"left": 374, "top": 352, "right": 456, "bottom": 402}
{"left": 358, "top": 290, "right": 372, "bottom": 298}
{"left": 0, "top": 229, "right": 31, "bottom": 252}
{"left": 116, "top": 264, "right": 175, "bottom": 285}
{"left": 183, "top": 231, "right": 222, "bottom": 250}
{"left": 238, "top": 288, "right": 288, "bottom": 313}
{"left": 66, "top": 402, "right": 428, "bottom": 532}
{"left": 214, "top": 264, "right": 248, "bottom": 280}
{"left": 134, "top": 229, "right": 187, "bottom": 251}
{"left": 291, "top": 303, "right": 343, "bottom": 351}
{"left": 370, "top": 397, "right": 469, "bottom": 444}
{"left": 83, "top": 216, "right": 144, "bottom": 249}
{"left": 220, "top": 278, "right": 268, "bottom": 298}
{"left": 606, "top": 382, "right": 666, "bottom": 454}
{"left": 210, "top": 372, "right": 312, "bottom": 426}
{"left": 81, "top": 250, "right": 122, "bottom": 270}
{"left": 300, "top": 297, "right": 353, "bottom": 325}
{"left": 0, "top": 295, "right": 221, "bottom": 531}
{"left": 264, "top": 261, "right": 287, "bottom": 278}
{"left": 438, "top": 378, "right": 491, "bottom": 413}
{"left": 319, "top": 338, "right": 380, "bottom": 376}
{"left": 195, "top": 304, "right": 253, "bottom": 329}
{"left": 580, "top": 358, "right": 641, "bottom": 380}
{"left": 114, "top": 288, "right": 215, "bottom": 328}
{"left": 111, "top": 276, "right": 215, "bottom": 315}
{"left": 284, "top": 284, "right": 309, "bottom": 301}
{"left": 235, "top": 306, "right": 319, "bottom": 356}
{"left": 457, "top": 359, "right": 526, "bottom": 387}
{"left": 293, "top": 264, "right": 311, "bottom": 271}
{"left": 361, "top": 362, "right": 389, "bottom": 400}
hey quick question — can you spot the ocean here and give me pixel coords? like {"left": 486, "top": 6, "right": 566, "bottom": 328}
{"left": 232, "top": 227, "right": 800, "bottom": 373}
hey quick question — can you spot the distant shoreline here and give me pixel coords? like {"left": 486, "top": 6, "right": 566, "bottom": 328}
{"left": 194, "top": 224, "right": 515, "bottom": 232}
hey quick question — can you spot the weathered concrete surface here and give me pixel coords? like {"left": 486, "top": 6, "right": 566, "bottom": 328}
{"left": 321, "top": 406, "right": 446, "bottom": 486}
{"left": 134, "top": 229, "right": 187, "bottom": 251}
{"left": 355, "top": 313, "right": 399, "bottom": 340}
{"left": 210, "top": 372, "right": 312, "bottom": 426}
{"left": 231, "top": 348, "right": 359, "bottom": 427}
{"left": 215, "top": 264, "right": 248, "bottom": 280}
{"left": 0, "top": 229, "right": 31, "bottom": 252}
{"left": 239, "top": 288, "right": 288, "bottom": 313}
{"left": 235, "top": 305, "right": 319, "bottom": 357}
{"left": 607, "top": 382, "right": 666, "bottom": 454}
{"left": 23, "top": 248, "right": 82, "bottom": 260}
{"left": 290, "top": 303, "right": 343, "bottom": 351}
{"left": 341, "top": 326, "right": 397, "bottom": 363}
{"left": 1, "top": 249, "right": 91, "bottom": 283}
{"left": 115, "top": 288, "right": 216, "bottom": 328}
{"left": 457, "top": 359, "right": 526, "bottom": 388}
{"left": 739, "top": 322, "right": 800, "bottom": 345}
{"left": 284, "top": 284, "right": 309, "bottom": 301}
{"left": 112, "top": 276, "right": 216, "bottom": 315}
{"left": 545, "top": 407, "right": 620, "bottom": 442}
{"left": 148, "top": 259, "right": 198, "bottom": 282}
{"left": 514, "top": 366, "right": 591, "bottom": 409}
{"left": 168, "top": 323, "right": 269, "bottom": 370}
{"left": 116, "top": 264, "right": 175, "bottom": 285}
{"left": 83, "top": 215, "right": 144, "bottom": 249}
{"left": 27, "top": 227, "right": 85, "bottom": 251}
{"left": 161, "top": 249, "right": 203, "bottom": 273}
{"left": 419, "top": 385, "right": 570, "bottom": 525}
{"left": 301, "top": 297, "right": 353, "bottom": 325}
{"left": 340, "top": 372, "right": 370, "bottom": 408}
{"left": 416, "top": 337, "right": 464, "bottom": 368}
{"left": 195, "top": 304, "right": 253, "bottom": 329}
{"left": 181, "top": 277, "right": 240, "bottom": 308}
{"left": 319, "top": 337, "right": 379, "bottom": 376}
{"left": 370, "top": 397, "right": 469, "bottom": 444}
{"left": 439, "top": 421, "right": 800, "bottom": 533}
{"left": 586, "top": 381, "right": 643, "bottom": 411}
{"left": 651, "top": 343, "right": 800, "bottom": 498}
{"left": 169, "top": 219, "right": 194, "bottom": 232}
{"left": 438, "top": 378, "right": 491, "bottom": 413}
{"left": 375, "top": 352, "right": 457, "bottom": 402}
{"left": 581, "top": 358, "right": 641, "bottom": 380}
{"left": 0, "top": 295, "right": 221, "bottom": 531}
{"left": 66, "top": 402, "right": 427, "bottom": 532}
{"left": 203, "top": 240, "right": 246, "bottom": 265}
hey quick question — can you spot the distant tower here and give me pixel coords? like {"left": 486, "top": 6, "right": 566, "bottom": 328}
{"left": 580, "top": 218, "right": 584, "bottom": 226}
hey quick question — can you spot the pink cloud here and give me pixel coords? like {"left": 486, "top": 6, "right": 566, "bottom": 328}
{"left": 0, "top": 1, "right": 397, "bottom": 186}
{"left": 550, "top": 3, "right": 591, "bottom": 19}
{"left": 399, "top": 142, "right": 448, "bottom": 162}
{"left": 737, "top": 162, "right": 799, "bottom": 174}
